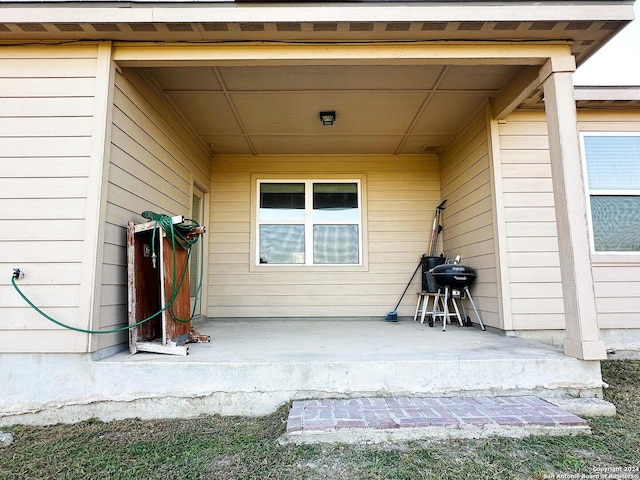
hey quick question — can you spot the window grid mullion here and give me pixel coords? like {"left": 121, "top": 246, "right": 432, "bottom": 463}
{"left": 590, "top": 190, "right": 640, "bottom": 196}
{"left": 305, "top": 180, "right": 314, "bottom": 265}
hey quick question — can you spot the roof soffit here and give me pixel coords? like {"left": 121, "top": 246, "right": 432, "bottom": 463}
{"left": 0, "top": 2, "right": 633, "bottom": 65}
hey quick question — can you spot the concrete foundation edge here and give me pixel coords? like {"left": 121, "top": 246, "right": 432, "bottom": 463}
{"left": 543, "top": 397, "right": 616, "bottom": 417}
{"left": 0, "top": 386, "right": 615, "bottom": 427}
{"left": 282, "top": 424, "right": 592, "bottom": 444}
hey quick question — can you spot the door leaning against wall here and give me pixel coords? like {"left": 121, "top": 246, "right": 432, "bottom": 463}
{"left": 190, "top": 185, "right": 206, "bottom": 317}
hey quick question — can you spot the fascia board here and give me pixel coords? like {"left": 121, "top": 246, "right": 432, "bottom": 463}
{"left": 0, "top": 2, "right": 634, "bottom": 24}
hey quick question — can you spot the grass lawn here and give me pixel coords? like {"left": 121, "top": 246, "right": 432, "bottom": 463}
{"left": 1, "top": 360, "right": 639, "bottom": 480}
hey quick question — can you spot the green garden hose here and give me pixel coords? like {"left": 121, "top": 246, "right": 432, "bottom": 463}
{"left": 11, "top": 275, "right": 172, "bottom": 334}
{"left": 11, "top": 212, "right": 205, "bottom": 334}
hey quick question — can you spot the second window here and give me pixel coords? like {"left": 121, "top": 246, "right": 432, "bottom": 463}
{"left": 258, "top": 180, "right": 361, "bottom": 265}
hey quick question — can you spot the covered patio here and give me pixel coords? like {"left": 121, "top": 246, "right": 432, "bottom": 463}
{"left": 114, "top": 35, "right": 610, "bottom": 361}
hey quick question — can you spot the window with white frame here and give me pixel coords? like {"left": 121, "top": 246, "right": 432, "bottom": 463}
{"left": 257, "top": 180, "right": 361, "bottom": 265}
{"left": 582, "top": 133, "right": 640, "bottom": 252}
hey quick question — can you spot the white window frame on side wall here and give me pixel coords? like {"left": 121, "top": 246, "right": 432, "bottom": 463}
{"left": 254, "top": 177, "right": 365, "bottom": 267}
{"left": 580, "top": 131, "right": 640, "bottom": 255}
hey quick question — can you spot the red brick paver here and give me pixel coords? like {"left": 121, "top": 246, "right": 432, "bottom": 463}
{"left": 286, "top": 396, "right": 587, "bottom": 434}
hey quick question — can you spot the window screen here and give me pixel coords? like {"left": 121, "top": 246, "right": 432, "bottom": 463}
{"left": 313, "top": 225, "right": 360, "bottom": 264}
{"left": 259, "top": 224, "right": 305, "bottom": 264}
{"left": 584, "top": 136, "right": 640, "bottom": 190}
{"left": 583, "top": 134, "right": 640, "bottom": 252}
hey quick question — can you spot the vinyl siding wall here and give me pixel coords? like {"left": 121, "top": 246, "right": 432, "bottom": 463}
{"left": 439, "top": 110, "right": 499, "bottom": 327}
{"left": 496, "top": 108, "right": 640, "bottom": 337}
{"left": 207, "top": 154, "right": 440, "bottom": 318}
{"left": 496, "top": 110, "right": 565, "bottom": 331}
{"left": 577, "top": 110, "right": 640, "bottom": 332}
{"left": 98, "top": 68, "right": 211, "bottom": 350}
{"left": 0, "top": 45, "right": 101, "bottom": 352}
{"left": 498, "top": 112, "right": 564, "bottom": 330}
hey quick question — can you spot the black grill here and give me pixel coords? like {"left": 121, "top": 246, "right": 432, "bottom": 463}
{"left": 430, "top": 264, "right": 477, "bottom": 288}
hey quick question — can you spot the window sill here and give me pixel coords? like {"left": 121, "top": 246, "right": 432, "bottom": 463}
{"left": 250, "top": 263, "right": 369, "bottom": 273}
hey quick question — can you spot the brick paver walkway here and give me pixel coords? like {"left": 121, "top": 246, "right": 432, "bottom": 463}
{"left": 286, "top": 396, "right": 589, "bottom": 442}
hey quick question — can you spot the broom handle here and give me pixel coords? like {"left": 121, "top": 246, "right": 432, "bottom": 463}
{"left": 393, "top": 259, "right": 423, "bottom": 311}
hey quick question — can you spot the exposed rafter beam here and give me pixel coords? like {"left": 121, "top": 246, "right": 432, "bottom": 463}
{"left": 490, "top": 65, "right": 542, "bottom": 119}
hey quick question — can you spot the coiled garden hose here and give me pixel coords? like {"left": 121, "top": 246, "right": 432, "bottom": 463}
{"left": 143, "top": 211, "right": 204, "bottom": 323}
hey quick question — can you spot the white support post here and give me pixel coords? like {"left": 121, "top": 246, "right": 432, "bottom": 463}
{"left": 539, "top": 57, "right": 606, "bottom": 360}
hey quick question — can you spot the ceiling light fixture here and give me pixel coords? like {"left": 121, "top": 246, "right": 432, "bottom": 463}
{"left": 319, "top": 111, "right": 336, "bottom": 127}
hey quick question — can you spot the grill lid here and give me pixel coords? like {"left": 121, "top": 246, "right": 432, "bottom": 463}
{"left": 430, "top": 264, "right": 476, "bottom": 288}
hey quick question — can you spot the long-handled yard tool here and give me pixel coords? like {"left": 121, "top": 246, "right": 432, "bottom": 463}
{"left": 384, "top": 257, "right": 423, "bottom": 322}
{"left": 427, "top": 199, "right": 447, "bottom": 256}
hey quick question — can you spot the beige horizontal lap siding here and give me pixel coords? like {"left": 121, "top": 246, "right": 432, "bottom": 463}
{"left": 439, "top": 110, "right": 498, "bottom": 327}
{"left": 498, "top": 110, "right": 564, "bottom": 330}
{"left": 208, "top": 155, "right": 439, "bottom": 318}
{"left": 0, "top": 45, "right": 99, "bottom": 352}
{"left": 98, "top": 68, "right": 210, "bottom": 350}
{"left": 578, "top": 110, "right": 640, "bottom": 331}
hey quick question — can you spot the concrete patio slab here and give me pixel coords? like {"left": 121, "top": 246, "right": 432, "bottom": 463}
{"left": 0, "top": 318, "right": 611, "bottom": 426}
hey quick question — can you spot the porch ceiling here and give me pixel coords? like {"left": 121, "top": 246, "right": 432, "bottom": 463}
{"left": 144, "top": 63, "right": 518, "bottom": 155}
